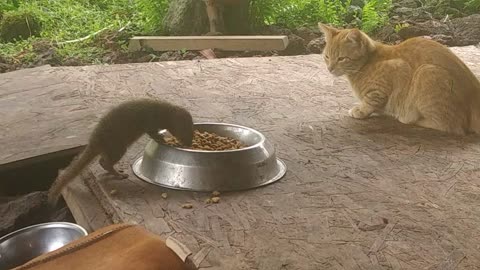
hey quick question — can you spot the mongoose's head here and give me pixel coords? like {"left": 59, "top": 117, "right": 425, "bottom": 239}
{"left": 169, "top": 108, "right": 194, "bottom": 146}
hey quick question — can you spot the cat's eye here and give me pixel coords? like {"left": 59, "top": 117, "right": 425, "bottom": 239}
{"left": 338, "top": 56, "right": 349, "bottom": 62}
{"left": 324, "top": 55, "right": 329, "bottom": 60}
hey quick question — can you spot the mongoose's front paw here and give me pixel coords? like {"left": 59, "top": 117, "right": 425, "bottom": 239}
{"left": 348, "top": 106, "right": 370, "bottom": 119}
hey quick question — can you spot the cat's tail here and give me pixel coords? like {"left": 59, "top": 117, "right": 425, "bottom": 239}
{"left": 471, "top": 101, "right": 480, "bottom": 134}
{"left": 470, "top": 84, "right": 480, "bottom": 134}
{"left": 472, "top": 110, "right": 480, "bottom": 134}
{"left": 47, "top": 144, "right": 98, "bottom": 207}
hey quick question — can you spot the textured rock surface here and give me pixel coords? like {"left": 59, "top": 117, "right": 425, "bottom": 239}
{"left": 452, "top": 14, "right": 480, "bottom": 46}
{"left": 306, "top": 37, "right": 325, "bottom": 54}
{"left": 280, "top": 34, "right": 307, "bottom": 56}
{"left": 163, "top": 0, "right": 209, "bottom": 35}
{"left": 0, "top": 192, "right": 74, "bottom": 237}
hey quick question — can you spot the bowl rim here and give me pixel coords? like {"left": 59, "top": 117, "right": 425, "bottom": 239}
{"left": 161, "top": 122, "right": 267, "bottom": 153}
{"left": 0, "top": 222, "right": 88, "bottom": 243}
{"left": 132, "top": 157, "right": 287, "bottom": 192}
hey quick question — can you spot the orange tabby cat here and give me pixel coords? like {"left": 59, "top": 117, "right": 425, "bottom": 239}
{"left": 318, "top": 23, "right": 480, "bottom": 135}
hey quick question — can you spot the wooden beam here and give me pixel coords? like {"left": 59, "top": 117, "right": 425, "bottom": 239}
{"left": 128, "top": 35, "right": 289, "bottom": 52}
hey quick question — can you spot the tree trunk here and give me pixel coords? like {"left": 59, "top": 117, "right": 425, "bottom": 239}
{"left": 223, "top": 0, "right": 251, "bottom": 34}
{"left": 163, "top": 0, "right": 209, "bottom": 35}
{"left": 163, "top": 0, "right": 251, "bottom": 36}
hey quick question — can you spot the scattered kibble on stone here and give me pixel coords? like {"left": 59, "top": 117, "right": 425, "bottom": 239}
{"left": 161, "top": 193, "right": 168, "bottom": 199}
{"left": 211, "top": 197, "right": 220, "bottom": 203}
{"left": 181, "top": 203, "right": 193, "bottom": 209}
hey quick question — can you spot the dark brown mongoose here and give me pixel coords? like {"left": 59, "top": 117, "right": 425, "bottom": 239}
{"left": 47, "top": 98, "right": 194, "bottom": 206}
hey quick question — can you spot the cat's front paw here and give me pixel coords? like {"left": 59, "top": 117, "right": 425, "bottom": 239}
{"left": 348, "top": 106, "right": 369, "bottom": 119}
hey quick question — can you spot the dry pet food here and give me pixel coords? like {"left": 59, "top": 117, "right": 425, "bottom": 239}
{"left": 181, "top": 203, "right": 193, "bottom": 209}
{"left": 165, "top": 130, "right": 244, "bottom": 151}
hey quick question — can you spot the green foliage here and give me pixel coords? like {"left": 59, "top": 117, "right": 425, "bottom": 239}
{"left": 0, "top": 38, "right": 30, "bottom": 59}
{"left": 0, "top": 9, "right": 42, "bottom": 42}
{"left": 465, "top": 0, "right": 480, "bottom": 11}
{"left": 249, "top": 0, "right": 392, "bottom": 32}
{"left": 18, "top": 0, "right": 131, "bottom": 41}
{"left": 361, "top": 0, "right": 392, "bottom": 33}
{"left": 134, "top": 0, "right": 170, "bottom": 34}
{"left": 0, "top": 0, "right": 139, "bottom": 66}
{"left": 394, "top": 22, "right": 409, "bottom": 33}
{"left": 249, "top": 0, "right": 354, "bottom": 28}
{"left": 1, "top": 0, "right": 18, "bottom": 17}
{"left": 318, "top": 0, "right": 351, "bottom": 26}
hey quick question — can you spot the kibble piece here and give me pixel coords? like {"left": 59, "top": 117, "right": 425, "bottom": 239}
{"left": 211, "top": 197, "right": 220, "bottom": 203}
{"left": 161, "top": 193, "right": 168, "bottom": 199}
{"left": 212, "top": 191, "right": 221, "bottom": 196}
{"left": 181, "top": 203, "right": 193, "bottom": 209}
{"left": 205, "top": 198, "right": 213, "bottom": 204}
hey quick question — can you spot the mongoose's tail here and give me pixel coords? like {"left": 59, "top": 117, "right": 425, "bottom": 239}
{"left": 47, "top": 144, "right": 98, "bottom": 206}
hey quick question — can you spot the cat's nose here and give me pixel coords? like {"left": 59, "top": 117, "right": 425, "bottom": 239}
{"left": 327, "top": 65, "right": 334, "bottom": 72}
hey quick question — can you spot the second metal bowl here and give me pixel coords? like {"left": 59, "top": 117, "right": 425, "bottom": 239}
{"left": 132, "top": 123, "right": 286, "bottom": 192}
{"left": 0, "top": 222, "right": 87, "bottom": 270}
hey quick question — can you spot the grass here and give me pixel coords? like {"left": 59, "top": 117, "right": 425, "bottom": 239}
{"left": 0, "top": 0, "right": 136, "bottom": 65}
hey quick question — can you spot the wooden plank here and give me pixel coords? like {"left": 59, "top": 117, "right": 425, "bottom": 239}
{"left": 128, "top": 35, "right": 289, "bottom": 52}
{"left": 0, "top": 146, "right": 85, "bottom": 173}
{"left": 368, "top": 222, "right": 396, "bottom": 254}
{"left": 433, "top": 250, "right": 466, "bottom": 270}
{"left": 62, "top": 176, "right": 115, "bottom": 233}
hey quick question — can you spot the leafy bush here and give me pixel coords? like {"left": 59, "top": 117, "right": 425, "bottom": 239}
{"left": 361, "top": 0, "right": 392, "bottom": 33}
{"left": 0, "top": 0, "right": 137, "bottom": 67}
{"left": 0, "top": 9, "right": 42, "bottom": 42}
{"left": 249, "top": 0, "right": 351, "bottom": 28}
{"left": 17, "top": 0, "right": 132, "bottom": 41}
{"left": 465, "top": 0, "right": 480, "bottom": 11}
{"left": 134, "top": 0, "right": 170, "bottom": 34}
{"left": 0, "top": 0, "right": 18, "bottom": 20}
{"left": 249, "top": 0, "right": 393, "bottom": 33}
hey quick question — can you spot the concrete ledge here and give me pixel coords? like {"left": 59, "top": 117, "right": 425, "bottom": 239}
{"left": 128, "top": 35, "right": 289, "bottom": 52}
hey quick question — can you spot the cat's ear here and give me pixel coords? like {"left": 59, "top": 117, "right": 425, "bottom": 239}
{"left": 345, "top": 29, "right": 363, "bottom": 44}
{"left": 318, "top": 23, "right": 338, "bottom": 42}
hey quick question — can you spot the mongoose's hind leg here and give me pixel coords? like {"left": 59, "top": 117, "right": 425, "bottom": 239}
{"left": 99, "top": 148, "right": 128, "bottom": 179}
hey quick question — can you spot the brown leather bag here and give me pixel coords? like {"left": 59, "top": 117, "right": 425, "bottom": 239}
{"left": 13, "top": 223, "right": 197, "bottom": 270}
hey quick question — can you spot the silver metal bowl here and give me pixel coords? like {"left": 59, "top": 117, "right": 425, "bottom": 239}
{"left": 132, "top": 123, "right": 286, "bottom": 192}
{"left": 0, "top": 222, "right": 87, "bottom": 270}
